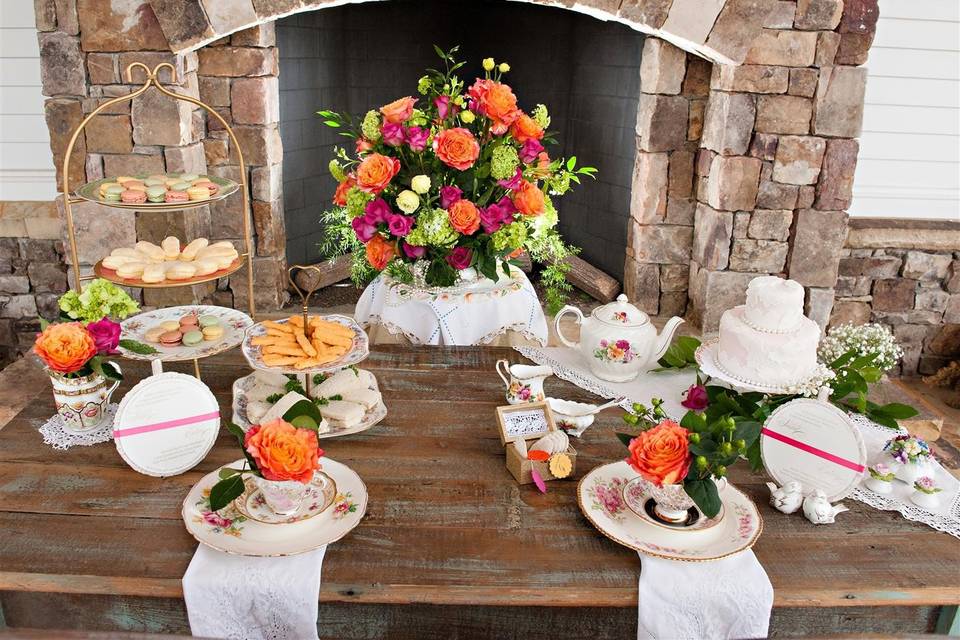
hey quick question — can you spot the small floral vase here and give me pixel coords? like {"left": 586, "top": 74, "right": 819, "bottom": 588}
{"left": 890, "top": 457, "right": 933, "bottom": 485}
{"left": 48, "top": 370, "right": 119, "bottom": 433}
{"left": 864, "top": 476, "right": 893, "bottom": 494}
{"left": 645, "top": 481, "right": 696, "bottom": 524}
{"left": 253, "top": 476, "right": 309, "bottom": 516}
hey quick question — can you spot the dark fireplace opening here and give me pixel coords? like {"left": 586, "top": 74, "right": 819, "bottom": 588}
{"left": 277, "top": 0, "right": 644, "bottom": 280}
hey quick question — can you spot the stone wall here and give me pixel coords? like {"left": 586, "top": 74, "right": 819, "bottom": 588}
{"left": 830, "top": 219, "right": 960, "bottom": 377}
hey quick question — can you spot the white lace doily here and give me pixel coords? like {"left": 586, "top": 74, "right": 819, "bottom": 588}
{"left": 638, "top": 550, "right": 773, "bottom": 640}
{"left": 38, "top": 404, "right": 118, "bottom": 450}
{"left": 183, "top": 544, "right": 326, "bottom": 640}
{"left": 847, "top": 413, "right": 960, "bottom": 539}
{"left": 517, "top": 346, "right": 960, "bottom": 539}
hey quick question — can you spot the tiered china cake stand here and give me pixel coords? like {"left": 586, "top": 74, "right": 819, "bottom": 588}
{"left": 61, "top": 62, "right": 257, "bottom": 378}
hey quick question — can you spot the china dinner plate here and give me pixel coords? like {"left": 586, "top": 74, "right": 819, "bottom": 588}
{"left": 241, "top": 314, "right": 369, "bottom": 375}
{"left": 578, "top": 461, "right": 762, "bottom": 562}
{"left": 182, "top": 457, "right": 367, "bottom": 557}
{"left": 231, "top": 370, "right": 387, "bottom": 439}
{"left": 75, "top": 175, "right": 239, "bottom": 210}
{"left": 119, "top": 305, "right": 253, "bottom": 362}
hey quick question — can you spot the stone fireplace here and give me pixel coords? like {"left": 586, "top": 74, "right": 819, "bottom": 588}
{"left": 32, "top": 0, "right": 894, "bottom": 338}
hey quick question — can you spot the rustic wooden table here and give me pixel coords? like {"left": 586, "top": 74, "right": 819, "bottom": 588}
{"left": 0, "top": 346, "right": 958, "bottom": 638}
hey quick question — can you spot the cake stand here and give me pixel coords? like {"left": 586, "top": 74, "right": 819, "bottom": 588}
{"left": 695, "top": 338, "right": 820, "bottom": 395}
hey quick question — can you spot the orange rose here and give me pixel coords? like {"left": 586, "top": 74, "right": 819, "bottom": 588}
{"left": 34, "top": 322, "right": 97, "bottom": 374}
{"left": 510, "top": 113, "right": 544, "bottom": 144}
{"left": 245, "top": 418, "right": 322, "bottom": 484}
{"left": 365, "top": 234, "right": 396, "bottom": 270}
{"left": 433, "top": 128, "right": 480, "bottom": 171}
{"left": 626, "top": 420, "right": 691, "bottom": 486}
{"left": 332, "top": 175, "right": 355, "bottom": 206}
{"left": 380, "top": 96, "right": 416, "bottom": 124}
{"left": 467, "top": 79, "right": 520, "bottom": 134}
{"left": 447, "top": 198, "right": 480, "bottom": 235}
{"left": 356, "top": 153, "right": 400, "bottom": 194}
{"left": 511, "top": 180, "right": 545, "bottom": 216}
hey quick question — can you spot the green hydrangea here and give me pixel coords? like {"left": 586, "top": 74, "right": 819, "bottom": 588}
{"left": 491, "top": 221, "right": 527, "bottom": 252}
{"left": 491, "top": 145, "right": 520, "bottom": 181}
{"left": 409, "top": 108, "right": 428, "bottom": 127}
{"left": 532, "top": 104, "right": 550, "bottom": 129}
{"left": 328, "top": 159, "right": 346, "bottom": 182}
{"left": 527, "top": 196, "right": 558, "bottom": 239}
{"left": 417, "top": 75, "right": 432, "bottom": 95}
{"left": 59, "top": 278, "right": 139, "bottom": 322}
{"left": 406, "top": 208, "right": 458, "bottom": 247}
{"left": 345, "top": 186, "right": 373, "bottom": 218}
{"left": 360, "top": 110, "right": 381, "bottom": 141}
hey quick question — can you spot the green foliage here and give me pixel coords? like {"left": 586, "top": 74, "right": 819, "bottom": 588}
{"left": 654, "top": 336, "right": 700, "bottom": 371}
{"left": 828, "top": 348, "right": 919, "bottom": 428}
{"left": 118, "top": 339, "right": 158, "bottom": 355}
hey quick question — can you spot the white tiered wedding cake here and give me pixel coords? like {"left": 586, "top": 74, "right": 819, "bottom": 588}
{"left": 716, "top": 276, "right": 820, "bottom": 386}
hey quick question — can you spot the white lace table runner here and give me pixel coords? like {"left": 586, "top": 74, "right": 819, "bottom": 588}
{"left": 356, "top": 269, "right": 548, "bottom": 346}
{"left": 848, "top": 413, "right": 960, "bottom": 539}
{"left": 638, "top": 550, "right": 773, "bottom": 640}
{"left": 183, "top": 544, "right": 326, "bottom": 640}
{"left": 38, "top": 404, "right": 117, "bottom": 450}
{"left": 517, "top": 346, "right": 960, "bottom": 538}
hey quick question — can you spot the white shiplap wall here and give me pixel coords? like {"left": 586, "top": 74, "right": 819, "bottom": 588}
{"left": 849, "top": 0, "right": 960, "bottom": 220}
{"left": 0, "top": 2, "right": 57, "bottom": 201}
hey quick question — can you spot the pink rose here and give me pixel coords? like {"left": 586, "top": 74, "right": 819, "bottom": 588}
{"left": 381, "top": 122, "right": 405, "bottom": 147}
{"left": 351, "top": 216, "right": 376, "bottom": 243}
{"left": 387, "top": 213, "right": 414, "bottom": 237}
{"left": 520, "top": 138, "right": 544, "bottom": 164}
{"left": 480, "top": 196, "right": 517, "bottom": 234}
{"left": 402, "top": 242, "right": 426, "bottom": 259}
{"left": 439, "top": 185, "right": 462, "bottom": 209}
{"left": 405, "top": 126, "right": 429, "bottom": 152}
{"left": 681, "top": 384, "right": 709, "bottom": 411}
{"left": 496, "top": 168, "right": 524, "bottom": 191}
{"left": 446, "top": 246, "right": 473, "bottom": 270}
{"left": 364, "top": 198, "right": 393, "bottom": 224}
{"left": 434, "top": 95, "right": 459, "bottom": 120}
{"left": 355, "top": 138, "right": 373, "bottom": 154}
{"left": 86, "top": 318, "right": 121, "bottom": 355}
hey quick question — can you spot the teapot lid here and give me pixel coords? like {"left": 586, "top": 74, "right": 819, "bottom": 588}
{"left": 592, "top": 294, "right": 650, "bottom": 327}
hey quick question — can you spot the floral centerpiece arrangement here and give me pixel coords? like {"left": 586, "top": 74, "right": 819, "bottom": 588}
{"left": 209, "top": 398, "right": 327, "bottom": 513}
{"left": 33, "top": 280, "right": 150, "bottom": 431}
{"left": 318, "top": 46, "right": 595, "bottom": 312}
{"left": 883, "top": 434, "right": 932, "bottom": 465}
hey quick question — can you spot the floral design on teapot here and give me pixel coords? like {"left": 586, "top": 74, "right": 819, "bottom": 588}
{"left": 593, "top": 339, "right": 637, "bottom": 364}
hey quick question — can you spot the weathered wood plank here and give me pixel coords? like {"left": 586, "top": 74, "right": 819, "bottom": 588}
{"left": 292, "top": 253, "right": 355, "bottom": 292}
{"left": 563, "top": 254, "right": 620, "bottom": 303}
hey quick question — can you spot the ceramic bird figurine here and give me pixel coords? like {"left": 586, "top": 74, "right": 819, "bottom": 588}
{"left": 766, "top": 480, "right": 804, "bottom": 514}
{"left": 802, "top": 489, "right": 849, "bottom": 524}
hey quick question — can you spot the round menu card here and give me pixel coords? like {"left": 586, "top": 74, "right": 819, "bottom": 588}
{"left": 114, "top": 370, "right": 220, "bottom": 477}
{"left": 761, "top": 398, "right": 866, "bottom": 501}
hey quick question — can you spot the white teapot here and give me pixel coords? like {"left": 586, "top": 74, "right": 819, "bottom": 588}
{"left": 554, "top": 295, "right": 684, "bottom": 382}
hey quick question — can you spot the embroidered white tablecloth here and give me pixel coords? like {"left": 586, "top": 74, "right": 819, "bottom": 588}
{"left": 355, "top": 268, "right": 548, "bottom": 346}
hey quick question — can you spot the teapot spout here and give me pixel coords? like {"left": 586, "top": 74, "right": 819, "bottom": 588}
{"left": 653, "top": 316, "right": 686, "bottom": 362}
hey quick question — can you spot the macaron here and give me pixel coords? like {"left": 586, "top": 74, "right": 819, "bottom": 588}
{"left": 160, "top": 320, "right": 180, "bottom": 332}
{"left": 146, "top": 186, "right": 167, "bottom": 203}
{"left": 165, "top": 190, "right": 189, "bottom": 204}
{"left": 115, "top": 176, "right": 138, "bottom": 184}
{"left": 187, "top": 186, "right": 210, "bottom": 201}
{"left": 144, "top": 327, "right": 166, "bottom": 343}
{"left": 103, "top": 185, "right": 124, "bottom": 201}
{"left": 144, "top": 178, "right": 166, "bottom": 187}
{"left": 123, "top": 181, "right": 147, "bottom": 192}
{"left": 198, "top": 314, "right": 220, "bottom": 328}
{"left": 99, "top": 181, "right": 121, "bottom": 196}
{"left": 192, "top": 180, "right": 219, "bottom": 196}
{"left": 165, "top": 178, "right": 182, "bottom": 188}
{"left": 120, "top": 189, "right": 147, "bottom": 204}
{"left": 182, "top": 330, "right": 204, "bottom": 346}
{"left": 179, "top": 313, "right": 199, "bottom": 328}
{"left": 171, "top": 181, "right": 192, "bottom": 191}
{"left": 159, "top": 330, "right": 182, "bottom": 347}
{"left": 201, "top": 324, "right": 224, "bottom": 341}
{"left": 147, "top": 174, "right": 167, "bottom": 182}
{"left": 180, "top": 173, "right": 199, "bottom": 182}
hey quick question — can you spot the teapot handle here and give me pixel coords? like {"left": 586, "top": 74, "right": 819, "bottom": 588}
{"left": 105, "top": 363, "right": 122, "bottom": 401}
{"left": 495, "top": 359, "right": 511, "bottom": 387}
{"left": 554, "top": 305, "right": 583, "bottom": 350}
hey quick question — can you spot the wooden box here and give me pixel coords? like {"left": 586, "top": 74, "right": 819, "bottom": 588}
{"left": 495, "top": 402, "right": 577, "bottom": 485}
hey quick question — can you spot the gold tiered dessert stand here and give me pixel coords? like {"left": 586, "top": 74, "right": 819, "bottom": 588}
{"left": 60, "top": 62, "right": 258, "bottom": 378}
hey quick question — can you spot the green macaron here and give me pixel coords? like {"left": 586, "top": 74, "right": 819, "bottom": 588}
{"left": 171, "top": 181, "right": 192, "bottom": 191}
{"left": 181, "top": 330, "right": 204, "bottom": 346}
{"left": 179, "top": 173, "right": 199, "bottom": 182}
{"left": 103, "top": 185, "right": 124, "bottom": 201}
{"left": 198, "top": 314, "right": 220, "bottom": 328}
{"left": 146, "top": 186, "right": 167, "bottom": 203}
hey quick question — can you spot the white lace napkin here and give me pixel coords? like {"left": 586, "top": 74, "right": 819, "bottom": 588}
{"left": 183, "top": 545, "right": 326, "bottom": 640}
{"left": 38, "top": 404, "right": 118, "bottom": 450}
{"left": 637, "top": 551, "right": 773, "bottom": 640}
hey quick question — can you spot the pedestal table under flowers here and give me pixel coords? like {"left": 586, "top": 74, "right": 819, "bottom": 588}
{"left": 318, "top": 48, "right": 595, "bottom": 345}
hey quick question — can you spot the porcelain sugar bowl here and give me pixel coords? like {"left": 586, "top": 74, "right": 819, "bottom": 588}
{"left": 554, "top": 295, "right": 684, "bottom": 383}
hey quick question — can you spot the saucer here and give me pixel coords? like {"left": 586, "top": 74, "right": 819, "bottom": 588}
{"left": 182, "top": 457, "right": 366, "bottom": 557}
{"left": 578, "top": 461, "right": 762, "bottom": 562}
{"left": 233, "top": 472, "right": 338, "bottom": 525}
{"left": 622, "top": 476, "right": 725, "bottom": 533}
{"left": 695, "top": 339, "right": 811, "bottom": 394}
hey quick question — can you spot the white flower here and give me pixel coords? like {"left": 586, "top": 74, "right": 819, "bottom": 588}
{"left": 396, "top": 190, "right": 420, "bottom": 214}
{"left": 411, "top": 175, "right": 431, "bottom": 194}
{"left": 818, "top": 323, "right": 903, "bottom": 372}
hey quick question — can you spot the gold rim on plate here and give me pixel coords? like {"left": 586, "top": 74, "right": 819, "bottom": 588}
{"left": 74, "top": 175, "right": 239, "bottom": 211}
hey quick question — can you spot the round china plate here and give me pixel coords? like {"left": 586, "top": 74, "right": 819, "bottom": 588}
{"left": 578, "top": 461, "right": 762, "bottom": 562}
{"left": 94, "top": 257, "right": 243, "bottom": 289}
{"left": 761, "top": 398, "right": 866, "bottom": 502}
{"left": 119, "top": 305, "right": 253, "bottom": 362}
{"left": 695, "top": 339, "right": 800, "bottom": 394}
{"left": 182, "top": 457, "right": 367, "bottom": 557}
{"left": 75, "top": 175, "right": 239, "bottom": 210}
{"left": 231, "top": 371, "right": 387, "bottom": 439}
{"left": 241, "top": 314, "right": 369, "bottom": 375}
